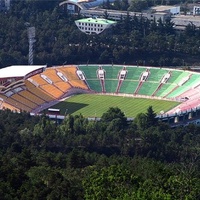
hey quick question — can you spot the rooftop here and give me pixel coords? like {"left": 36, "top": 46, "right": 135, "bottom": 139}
{"left": 151, "top": 5, "right": 179, "bottom": 12}
{"left": 75, "top": 17, "right": 117, "bottom": 25}
{"left": 0, "top": 65, "right": 46, "bottom": 79}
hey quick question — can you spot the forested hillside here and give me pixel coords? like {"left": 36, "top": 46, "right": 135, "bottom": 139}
{"left": 0, "top": 108, "right": 199, "bottom": 199}
{"left": 1, "top": 0, "right": 200, "bottom": 67}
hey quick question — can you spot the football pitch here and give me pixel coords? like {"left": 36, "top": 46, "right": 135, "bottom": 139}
{"left": 51, "top": 94, "right": 180, "bottom": 118}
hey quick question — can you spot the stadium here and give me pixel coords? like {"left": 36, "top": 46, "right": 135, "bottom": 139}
{"left": 1, "top": 64, "right": 200, "bottom": 125}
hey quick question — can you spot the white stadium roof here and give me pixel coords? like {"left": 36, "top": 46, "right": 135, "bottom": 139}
{"left": 0, "top": 65, "right": 46, "bottom": 79}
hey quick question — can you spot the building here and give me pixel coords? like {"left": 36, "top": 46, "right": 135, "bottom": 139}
{"left": 75, "top": 17, "right": 116, "bottom": 34}
{"left": 149, "top": 5, "right": 180, "bottom": 15}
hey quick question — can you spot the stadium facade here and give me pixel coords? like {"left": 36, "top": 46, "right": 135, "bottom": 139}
{"left": 1, "top": 64, "right": 200, "bottom": 126}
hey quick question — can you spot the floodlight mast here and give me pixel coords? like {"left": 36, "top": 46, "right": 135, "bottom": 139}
{"left": 27, "top": 27, "right": 36, "bottom": 65}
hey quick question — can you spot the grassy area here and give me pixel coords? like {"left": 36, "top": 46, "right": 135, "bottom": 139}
{"left": 50, "top": 94, "right": 180, "bottom": 118}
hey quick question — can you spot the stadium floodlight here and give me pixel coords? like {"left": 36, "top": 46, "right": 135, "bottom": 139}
{"left": 27, "top": 27, "right": 36, "bottom": 65}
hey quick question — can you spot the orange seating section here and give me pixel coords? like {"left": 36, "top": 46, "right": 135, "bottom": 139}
{"left": 54, "top": 82, "right": 71, "bottom": 92}
{"left": 20, "top": 90, "right": 45, "bottom": 105}
{"left": 40, "top": 84, "right": 64, "bottom": 98}
{"left": 12, "top": 93, "right": 37, "bottom": 109}
{"left": 58, "top": 66, "right": 88, "bottom": 90}
{"left": 0, "top": 66, "right": 90, "bottom": 112}
{"left": 25, "top": 80, "right": 54, "bottom": 102}
{"left": 31, "top": 74, "right": 48, "bottom": 85}
{"left": 1, "top": 102, "right": 19, "bottom": 112}
{"left": 6, "top": 97, "right": 31, "bottom": 112}
{"left": 43, "top": 68, "right": 62, "bottom": 83}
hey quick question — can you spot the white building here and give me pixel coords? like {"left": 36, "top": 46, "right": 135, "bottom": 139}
{"left": 75, "top": 17, "right": 116, "bottom": 34}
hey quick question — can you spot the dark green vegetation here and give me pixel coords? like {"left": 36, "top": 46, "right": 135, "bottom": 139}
{"left": 51, "top": 94, "right": 179, "bottom": 117}
{"left": 0, "top": 108, "right": 199, "bottom": 199}
{"left": 1, "top": 0, "right": 200, "bottom": 67}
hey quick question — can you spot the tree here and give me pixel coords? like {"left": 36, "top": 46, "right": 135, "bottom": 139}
{"left": 146, "top": 106, "right": 158, "bottom": 128}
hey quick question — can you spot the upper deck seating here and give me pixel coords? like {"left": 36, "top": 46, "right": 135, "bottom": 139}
{"left": 43, "top": 68, "right": 62, "bottom": 83}
{"left": 58, "top": 66, "right": 88, "bottom": 90}
{"left": 126, "top": 66, "right": 145, "bottom": 80}
{"left": 147, "top": 68, "right": 168, "bottom": 82}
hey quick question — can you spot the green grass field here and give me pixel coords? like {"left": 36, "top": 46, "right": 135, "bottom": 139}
{"left": 50, "top": 94, "right": 180, "bottom": 118}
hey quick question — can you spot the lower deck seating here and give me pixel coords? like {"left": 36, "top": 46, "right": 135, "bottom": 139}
{"left": 25, "top": 80, "right": 54, "bottom": 102}
{"left": 138, "top": 82, "right": 159, "bottom": 96}
{"left": 40, "top": 84, "right": 64, "bottom": 98}
{"left": 86, "top": 80, "right": 102, "bottom": 92}
{"left": 105, "top": 80, "right": 119, "bottom": 93}
{"left": 12, "top": 94, "right": 37, "bottom": 109}
{"left": 54, "top": 82, "right": 72, "bottom": 92}
{"left": 6, "top": 97, "right": 31, "bottom": 112}
{"left": 20, "top": 90, "right": 45, "bottom": 105}
{"left": 119, "top": 81, "right": 139, "bottom": 94}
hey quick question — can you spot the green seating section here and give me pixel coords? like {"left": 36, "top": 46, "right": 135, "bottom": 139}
{"left": 78, "top": 65, "right": 99, "bottom": 79}
{"left": 138, "top": 82, "right": 160, "bottom": 96}
{"left": 157, "top": 84, "right": 176, "bottom": 97}
{"left": 126, "top": 67, "right": 145, "bottom": 80}
{"left": 147, "top": 68, "right": 168, "bottom": 82}
{"left": 119, "top": 81, "right": 139, "bottom": 94}
{"left": 105, "top": 80, "right": 119, "bottom": 93}
{"left": 167, "top": 71, "right": 189, "bottom": 84}
{"left": 78, "top": 66, "right": 199, "bottom": 99}
{"left": 87, "top": 80, "right": 102, "bottom": 92}
{"left": 167, "top": 74, "right": 200, "bottom": 98}
{"left": 102, "top": 66, "right": 123, "bottom": 79}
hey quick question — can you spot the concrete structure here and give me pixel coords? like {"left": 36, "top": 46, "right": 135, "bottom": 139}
{"left": 75, "top": 17, "right": 116, "bottom": 34}
{"left": 150, "top": 5, "right": 180, "bottom": 15}
{"left": 171, "top": 15, "right": 200, "bottom": 30}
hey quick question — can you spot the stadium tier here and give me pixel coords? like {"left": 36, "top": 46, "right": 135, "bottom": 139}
{"left": 1, "top": 65, "right": 200, "bottom": 116}
{"left": 147, "top": 68, "right": 168, "bottom": 82}
{"left": 138, "top": 82, "right": 160, "bottom": 96}
{"left": 105, "top": 80, "right": 119, "bottom": 93}
{"left": 86, "top": 80, "right": 102, "bottom": 92}
{"left": 119, "top": 81, "right": 139, "bottom": 94}
{"left": 166, "top": 74, "right": 200, "bottom": 98}
{"left": 125, "top": 67, "right": 145, "bottom": 80}
{"left": 58, "top": 66, "right": 88, "bottom": 90}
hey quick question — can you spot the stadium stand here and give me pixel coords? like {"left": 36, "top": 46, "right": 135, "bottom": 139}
{"left": 43, "top": 68, "right": 63, "bottom": 83}
{"left": 79, "top": 65, "right": 98, "bottom": 79}
{"left": 31, "top": 74, "right": 49, "bottom": 85}
{"left": 11, "top": 93, "right": 37, "bottom": 109}
{"left": 25, "top": 80, "right": 54, "bottom": 102}
{"left": 86, "top": 80, "right": 102, "bottom": 92}
{"left": 6, "top": 97, "right": 32, "bottom": 112}
{"left": 78, "top": 65, "right": 102, "bottom": 91}
{"left": 126, "top": 66, "right": 145, "bottom": 80}
{"left": 58, "top": 66, "right": 88, "bottom": 90}
{"left": 102, "top": 65, "right": 122, "bottom": 79}
{"left": 119, "top": 81, "right": 139, "bottom": 94}
{"left": 105, "top": 80, "right": 119, "bottom": 93}
{"left": 167, "top": 74, "right": 200, "bottom": 98}
{"left": 147, "top": 68, "right": 168, "bottom": 82}
{"left": 138, "top": 82, "right": 160, "bottom": 96}
{"left": 20, "top": 90, "right": 45, "bottom": 105}
{"left": 1, "top": 102, "right": 19, "bottom": 111}
{"left": 54, "top": 82, "right": 72, "bottom": 93}
{"left": 40, "top": 84, "right": 64, "bottom": 99}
